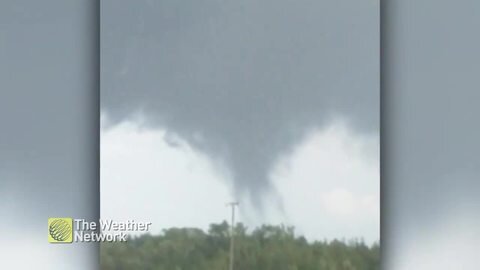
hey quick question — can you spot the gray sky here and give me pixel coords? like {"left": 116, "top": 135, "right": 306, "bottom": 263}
{"left": 101, "top": 0, "right": 379, "bottom": 243}
{"left": 384, "top": 0, "right": 480, "bottom": 269}
{"left": 0, "top": 1, "right": 98, "bottom": 269}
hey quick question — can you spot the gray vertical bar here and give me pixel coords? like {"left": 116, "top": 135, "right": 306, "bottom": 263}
{"left": 0, "top": 1, "right": 99, "bottom": 269}
{"left": 383, "top": 0, "right": 480, "bottom": 269}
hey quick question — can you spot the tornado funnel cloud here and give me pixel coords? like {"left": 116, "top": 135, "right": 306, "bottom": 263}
{"left": 101, "top": 0, "right": 379, "bottom": 210}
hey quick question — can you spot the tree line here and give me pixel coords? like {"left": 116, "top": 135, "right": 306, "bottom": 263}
{"left": 101, "top": 221, "right": 380, "bottom": 270}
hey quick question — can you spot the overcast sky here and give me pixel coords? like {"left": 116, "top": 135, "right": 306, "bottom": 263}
{"left": 383, "top": 0, "right": 480, "bottom": 269}
{"left": 101, "top": 0, "right": 379, "bottom": 243}
{"left": 0, "top": 1, "right": 98, "bottom": 269}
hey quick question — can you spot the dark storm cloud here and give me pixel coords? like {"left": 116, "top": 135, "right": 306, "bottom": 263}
{"left": 102, "top": 0, "right": 379, "bottom": 206}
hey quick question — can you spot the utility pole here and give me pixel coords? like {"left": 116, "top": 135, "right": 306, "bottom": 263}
{"left": 226, "top": 202, "right": 239, "bottom": 270}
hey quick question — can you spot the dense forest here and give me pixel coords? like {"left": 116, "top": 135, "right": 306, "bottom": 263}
{"left": 101, "top": 221, "right": 380, "bottom": 270}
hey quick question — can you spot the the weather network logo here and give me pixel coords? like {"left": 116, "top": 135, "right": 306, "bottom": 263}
{"left": 48, "top": 217, "right": 152, "bottom": 243}
{"left": 48, "top": 218, "right": 73, "bottom": 243}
